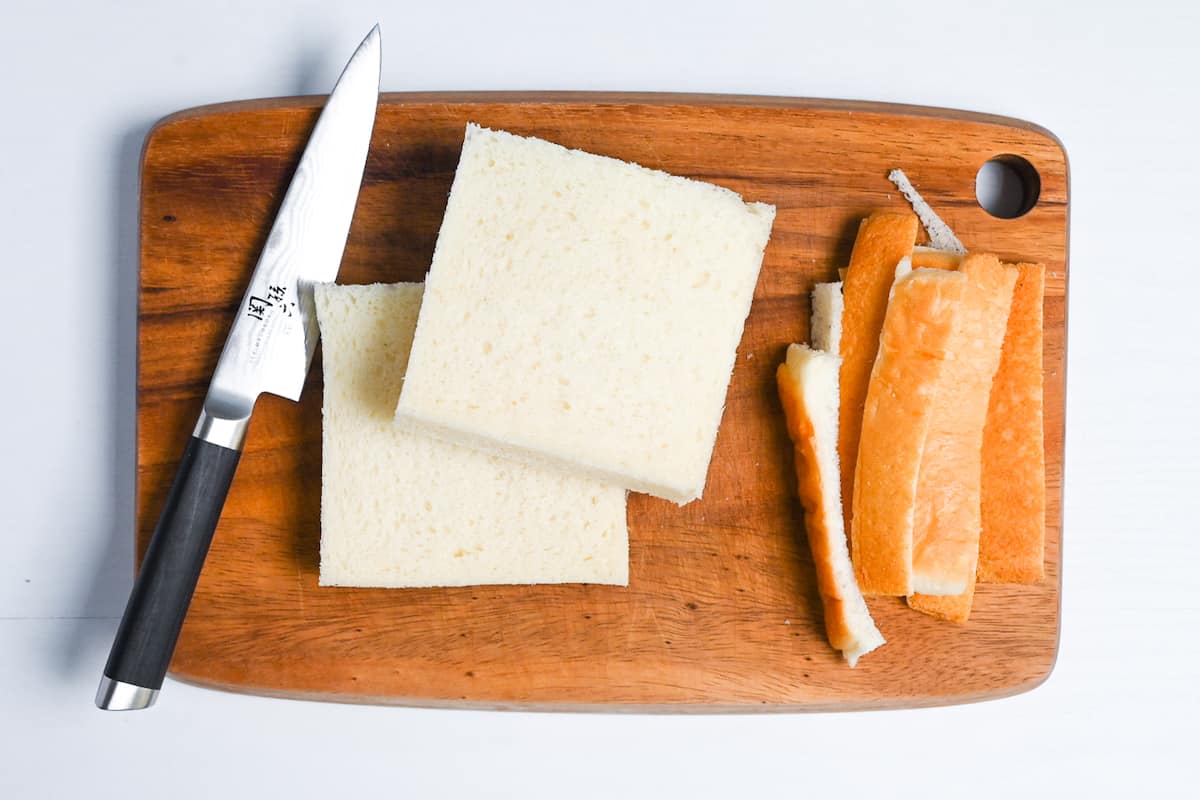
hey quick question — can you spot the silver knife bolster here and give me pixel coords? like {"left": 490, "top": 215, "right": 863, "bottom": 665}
{"left": 193, "top": 396, "right": 255, "bottom": 450}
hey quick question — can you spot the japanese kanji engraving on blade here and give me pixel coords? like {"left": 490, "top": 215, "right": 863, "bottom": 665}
{"left": 200, "top": 24, "right": 381, "bottom": 448}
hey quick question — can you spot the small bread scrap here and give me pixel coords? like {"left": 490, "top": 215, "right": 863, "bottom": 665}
{"left": 838, "top": 211, "right": 919, "bottom": 535}
{"left": 908, "top": 256, "right": 1017, "bottom": 617}
{"left": 887, "top": 169, "right": 966, "bottom": 255}
{"left": 851, "top": 268, "right": 966, "bottom": 595}
{"left": 905, "top": 584, "right": 975, "bottom": 623}
{"left": 777, "top": 344, "right": 884, "bottom": 666}
{"left": 977, "top": 262, "right": 1047, "bottom": 583}
{"left": 810, "top": 282, "right": 844, "bottom": 354}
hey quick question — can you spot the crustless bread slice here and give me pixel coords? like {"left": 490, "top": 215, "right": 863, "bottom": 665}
{"left": 315, "top": 283, "right": 627, "bottom": 588}
{"left": 395, "top": 124, "right": 775, "bottom": 505}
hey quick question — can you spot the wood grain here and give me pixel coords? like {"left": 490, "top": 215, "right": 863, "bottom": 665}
{"left": 138, "top": 93, "right": 1067, "bottom": 710}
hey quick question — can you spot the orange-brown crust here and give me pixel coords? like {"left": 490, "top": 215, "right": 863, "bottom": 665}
{"left": 777, "top": 364, "right": 856, "bottom": 652}
{"left": 852, "top": 269, "right": 965, "bottom": 596}
{"left": 908, "top": 587, "right": 974, "bottom": 623}
{"left": 838, "top": 211, "right": 919, "bottom": 536}
{"left": 911, "top": 247, "right": 963, "bottom": 270}
{"left": 910, "top": 254, "right": 1017, "bottom": 596}
{"left": 977, "top": 263, "right": 1047, "bottom": 583}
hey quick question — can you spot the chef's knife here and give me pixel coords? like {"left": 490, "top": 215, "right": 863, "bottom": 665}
{"left": 96, "top": 26, "right": 382, "bottom": 711}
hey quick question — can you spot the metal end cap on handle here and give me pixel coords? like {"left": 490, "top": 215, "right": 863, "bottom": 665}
{"left": 96, "top": 676, "right": 159, "bottom": 711}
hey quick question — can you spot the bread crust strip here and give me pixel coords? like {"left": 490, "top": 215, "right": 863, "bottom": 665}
{"left": 909, "top": 255, "right": 1018, "bottom": 600}
{"left": 977, "top": 262, "right": 1047, "bottom": 584}
{"left": 838, "top": 211, "right": 919, "bottom": 537}
{"left": 851, "top": 268, "right": 965, "bottom": 596}
{"left": 778, "top": 344, "right": 884, "bottom": 665}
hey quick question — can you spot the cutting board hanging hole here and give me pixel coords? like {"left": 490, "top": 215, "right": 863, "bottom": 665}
{"left": 976, "top": 155, "right": 1040, "bottom": 219}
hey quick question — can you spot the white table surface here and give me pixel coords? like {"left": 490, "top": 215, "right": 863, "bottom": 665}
{"left": 3, "top": 0, "right": 1197, "bottom": 796}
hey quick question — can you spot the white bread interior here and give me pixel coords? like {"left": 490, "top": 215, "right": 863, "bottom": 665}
{"left": 395, "top": 123, "right": 776, "bottom": 505}
{"left": 315, "top": 282, "right": 627, "bottom": 588}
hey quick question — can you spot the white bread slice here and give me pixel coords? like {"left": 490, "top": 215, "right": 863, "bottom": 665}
{"left": 810, "top": 282, "right": 843, "bottom": 354}
{"left": 909, "top": 254, "right": 1018, "bottom": 596}
{"left": 395, "top": 123, "right": 776, "bottom": 505}
{"left": 851, "top": 268, "right": 966, "bottom": 595}
{"left": 778, "top": 344, "right": 884, "bottom": 666}
{"left": 315, "top": 282, "right": 627, "bottom": 588}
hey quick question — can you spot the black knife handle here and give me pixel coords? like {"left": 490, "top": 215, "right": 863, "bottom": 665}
{"left": 98, "top": 436, "right": 241, "bottom": 709}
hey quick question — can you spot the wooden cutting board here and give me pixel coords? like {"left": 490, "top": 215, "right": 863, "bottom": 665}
{"left": 138, "top": 93, "right": 1066, "bottom": 710}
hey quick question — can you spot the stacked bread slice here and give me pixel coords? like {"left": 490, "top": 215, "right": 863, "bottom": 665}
{"left": 395, "top": 124, "right": 775, "bottom": 505}
{"left": 317, "top": 124, "right": 775, "bottom": 588}
{"left": 315, "top": 283, "right": 628, "bottom": 587}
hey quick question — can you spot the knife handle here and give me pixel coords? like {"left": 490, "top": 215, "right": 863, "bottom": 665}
{"left": 97, "top": 435, "right": 241, "bottom": 710}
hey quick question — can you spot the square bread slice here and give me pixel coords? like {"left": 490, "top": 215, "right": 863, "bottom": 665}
{"left": 315, "top": 282, "right": 628, "bottom": 588}
{"left": 395, "top": 124, "right": 776, "bottom": 505}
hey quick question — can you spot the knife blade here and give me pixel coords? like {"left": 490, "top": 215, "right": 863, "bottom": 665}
{"left": 96, "top": 25, "right": 382, "bottom": 711}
